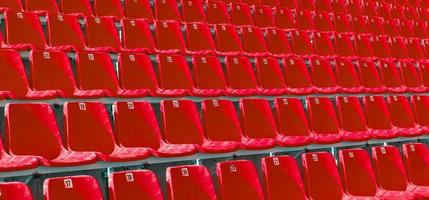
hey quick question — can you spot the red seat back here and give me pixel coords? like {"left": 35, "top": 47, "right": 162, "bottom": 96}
{"left": 274, "top": 98, "right": 310, "bottom": 137}
{"left": 372, "top": 146, "right": 409, "bottom": 191}
{"left": 363, "top": 96, "right": 393, "bottom": 130}
{"left": 44, "top": 176, "right": 104, "bottom": 200}
{"left": 240, "top": 99, "right": 277, "bottom": 139}
{"left": 109, "top": 170, "right": 163, "bottom": 200}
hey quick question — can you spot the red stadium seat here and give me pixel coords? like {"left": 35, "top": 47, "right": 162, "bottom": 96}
{"left": 93, "top": 0, "right": 124, "bottom": 17}
{"left": 379, "top": 60, "right": 407, "bottom": 93}
{"left": 279, "top": 0, "right": 297, "bottom": 8}
{"left": 242, "top": 0, "right": 261, "bottom": 4}
{"left": 333, "top": 14, "right": 352, "bottom": 33}
{"left": 203, "top": 99, "right": 263, "bottom": 150}
{"left": 121, "top": 19, "right": 156, "bottom": 53}
{"left": 266, "top": 28, "right": 292, "bottom": 57}
{"left": 296, "top": 10, "right": 315, "bottom": 30}
{"left": 273, "top": 98, "right": 312, "bottom": 146}
{"left": 313, "top": 32, "right": 336, "bottom": 58}
{"left": 403, "top": 143, "right": 429, "bottom": 188}
{"left": 5, "top": 103, "right": 98, "bottom": 167}
{"left": 372, "top": 36, "right": 391, "bottom": 59}
{"left": 161, "top": 100, "right": 238, "bottom": 153}
{"left": 315, "top": 12, "right": 334, "bottom": 31}
{"left": 400, "top": 61, "right": 427, "bottom": 93}
{"left": 192, "top": 55, "right": 227, "bottom": 96}
{"left": 86, "top": 16, "right": 122, "bottom": 52}
{"left": 377, "top": 2, "right": 392, "bottom": 18}
{"left": 117, "top": 53, "right": 158, "bottom": 97}
{"left": 302, "top": 152, "right": 378, "bottom": 200}
{"left": 384, "top": 19, "right": 400, "bottom": 37}
{"left": 363, "top": 96, "right": 398, "bottom": 139}
{"left": 206, "top": 0, "right": 231, "bottom": 25}
{"left": 76, "top": 51, "right": 142, "bottom": 97}
{"left": 0, "top": 0, "right": 23, "bottom": 11}
{"left": 240, "top": 26, "right": 268, "bottom": 56}
{"left": 25, "top": 0, "right": 58, "bottom": 13}
{"left": 331, "top": 0, "right": 347, "bottom": 13}
{"left": 362, "top": 0, "right": 377, "bottom": 16}
{"left": 255, "top": 57, "right": 288, "bottom": 95}
{"left": 253, "top": 5, "right": 276, "bottom": 28}
{"left": 372, "top": 146, "right": 429, "bottom": 198}
{"left": 167, "top": 165, "right": 217, "bottom": 200}
{"left": 283, "top": 57, "right": 314, "bottom": 94}
{"left": 261, "top": 156, "right": 308, "bottom": 200}
{"left": 339, "top": 148, "right": 416, "bottom": 200}
{"left": 391, "top": 4, "right": 406, "bottom": 19}
{"left": 154, "top": 0, "right": 180, "bottom": 21}
{"left": 0, "top": 49, "right": 57, "bottom": 99}
{"left": 420, "top": 62, "right": 429, "bottom": 89}
{"left": 351, "top": 15, "right": 369, "bottom": 34}
{"left": 399, "top": 20, "right": 415, "bottom": 38}
{"left": 355, "top": 35, "right": 375, "bottom": 59}
{"left": 60, "top": 0, "right": 93, "bottom": 16}
{"left": 299, "top": 0, "right": 316, "bottom": 10}
{"left": 334, "top": 33, "right": 356, "bottom": 58}
{"left": 387, "top": 96, "right": 424, "bottom": 137}
{"left": 412, "top": 21, "right": 428, "bottom": 38}
{"left": 48, "top": 14, "right": 86, "bottom": 51}
{"left": 155, "top": 21, "right": 186, "bottom": 53}
{"left": 181, "top": 0, "right": 206, "bottom": 22}
{"left": 0, "top": 136, "right": 38, "bottom": 172}
{"left": 230, "top": 3, "right": 254, "bottom": 26}
{"left": 261, "top": 0, "right": 279, "bottom": 7}
{"left": 239, "top": 99, "right": 277, "bottom": 149}
{"left": 315, "top": 0, "right": 332, "bottom": 12}
{"left": 217, "top": 160, "right": 264, "bottom": 200}
{"left": 336, "top": 96, "right": 372, "bottom": 141}
{"left": 4, "top": 11, "right": 47, "bottom": 49}
{"left": 368, "top": 16, "right": 385, "bottom": 35}
{"left": 43, "top": 176, "right": 104, "bottom": 200}
{"left": 30, "top": 50, "right": 104, "bottom": 98}
{"left": 335, "top": 58, "right": 363, "bottom": 93}
{"left": 274, "top": 7, "right": 296, "bottom": 30}
{"left": 156, "top": 54, "right": 194, "bottom": 97}
{"left": 64, "top": 102, "right": 150, "bottom": 162}
{"left": 185, "top": 23, "right": 216, "bottom": 55}
{"left": 109, "top": 170, "right": 163, "bottom": 200}
{"left": 0, "top": 182, "right": 34, "bottom": 200}
{"left": 290, "top": 30, "right": 315, "bottom": 57}
{"left": 406, "top": 38, "right": 425, "bottom": 60}
{"left": 307, "top": 97, "right": 342, "bottom": 144}
{"left": 389, "top": 37, "right": 408, "bottom": 60}
{"left": 124, "top": 0, "right": 153, "bottom": 20}
{"left": 411, "top": 95, "right": 429, "bottom": 131}
{"left": 214, "top": 24, "right": 243, "bottom": 55}
{"left": 348, "top": 0, "right": 363, "bottom": 15}
{"left": 310, "top": 57, "right": 340, "bottom": 93}
{"left": 225, "top": 56, "right": 259, "bottom": 96}
{"left": 113, "top": 101, "right": 196, "bottom": 157}
{"left": 358, "top": 60, "right": 386, "bottom": 93}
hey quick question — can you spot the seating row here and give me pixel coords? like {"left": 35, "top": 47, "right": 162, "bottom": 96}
{"left": 4, "top": 144, "right": 429, "bottom": 199}
{"left": 0, "top": 95, "right": 428, "bottom": 171}
{"left": 2, "top": 49, "right": 429, "bottom": 99}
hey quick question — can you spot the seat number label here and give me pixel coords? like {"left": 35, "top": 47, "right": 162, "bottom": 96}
{"left": 64, "top": 179, "right": 73, "bottom": 189}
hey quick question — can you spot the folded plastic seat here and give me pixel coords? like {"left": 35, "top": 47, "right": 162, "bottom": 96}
{"left": 155, "top": 21, "right": 186, "bottom": 54}
{"left": 117, "top": 52, "right": 159, "bottom": 97}
{"left": 4, "top": 11, "right": 48, "bottom": 49}
{"left": 384, "top": 19, "right": 401, "bottom": 37}
{"left": 240, "top": 26, "right": 268, "bottom": 56}
{"left": 192, "top": 55, "right": 227, "bottom": 96}
{"left": 420, "top": 62, "right": 429, "bottom": 90}
{"left": 363, "top": 96, "right": 399, "bottom": 139}
{"left": 333, "top": 14, "right": 352, "bottom": 33}
{"left": 273, "top": 98, "right": 312, "bottom": 146}
{"left": 85, "top": 16, "right": 122, "bottom": 52}
{"left": 290, "top": 30, "right": 315, "bottom": 58}
{"left": 156, "top": 54, "right": 194, "bottom": 97}
{"left": 0, "top": 182, "right": 34, "bottom": 200}
{"left": 354, "top": 34, "right": 375, "bottom": 59}
{"left": 123, "top": 0, "right": 153, "bottom": 20}
{"left": 347, "top": 0, "right": 364, "bottom": 15}
{"left": 310, "top": 57, "right": 341, "bottom": 93}
{"left": 412, "top": 21, "right": 428, "bottom": 38}
{"left": 206, "top": 0, "right": 231, "bottom": 25}
{"left": 216, "top": 160, "right": 265, "bottom": 200}
{"left": 0, "top": 0, "right": 23, "bottom": 11}
{"left": 296, "top": 10, "right": 315, "bottom": 30}
{"left": 314, "top": 12, "right": 334, "bottom": 31}
{"left": 109, "top": 170, "right": 163, "bottom": 200}
{"left": 387, "top": 95, "right": 424, "bottom": 137}
{"left": 400, "top": 61, "right": 427, "bottom": 93}
{"left": 167, "top": 165, "right": 217, "bottom": 200}
{"left": 185, "top": 23, "right": 216, "bottom": 55}
{"left": 253, "top": 4, "right": 276, "bottom": 28}
{"left": 411, "top": 95, "right": 429, "bottom": 132}
{"left": 261, "top": 156, "right": 309, "bottom": 200}
{"left": 261, "top": 0, "right": 279, "bottom": 7}
{"left": 25, "top": 0, "right": 59, "bottom": 13}
{"left": 30, "top": 50, "right": 105, "bottom": 98}
{"left": 266, "top": 28, "right": 292, "bottom": 57}
{"left": 114, "top": 101, "right": 196, "bottom": 157}
{"left": 181, "top": 0, "right": 206, "bottom": 22}
{"left": 214, "top": 24, "right": 243, "bottom": 55}
{"left": 391, "top": 4, "right": 405, "bottom": 19}
{"left": 362, "top": 0, "right": 377, "bottom": 16}
{"left": 331, "top": 0, "right": 347, "bottom": 13}
{"left": 306, "top": 97, "right": 343, "bottom": 144}
{"left": 389, "top": 37, "right": 409, "bottom": 61}
{"left": 154, "top": 0, "right": 180, "bottom": 21}
{"left": 313, "top": 31, "right": 336, "bottom": 58}
{"left": 225, "top": 56, "right": 259, "bottom": 96}
{"left": 336, "top": 96, "right": 372, "bottom": 141}
{"left": 399, "top": 20, "right": 415, "bottom": 38}
{"left": 339, "top": 148, "right": 416, "bottom": 200}
{"left": 64, "top": 102, "right": 150, "bottom": 162}
{"left": 372, "top": 36, "right": 392, "bottom": 60}
{"left": 93, "top": 0, "right": 124, "bottom": 17}
{"left": 283, "top": 57, "right": 315, "bottom": 94}
{"left": 242, "top": 0, "right": 261, "bottom": 4}
{"left": 377, "top": 2, "right": 392, "bottom": 19}
{"left": 121, "top": 19, "right": 156, "bottom": 53}
{"left": 47, "top": 14, "right": 87, "bottom": 51}
{"left": 358, "top": 60, "right": 386, "bottom": 93}
{"left": 334, "top": 58, "right": 364, "bottom": 93}
{"left": 279, "top": 0, "right": 297, "bottom": 8}
{"left": 239, "top": 99, "right": 278, "bottom": 149}
{"left": 230, "top": 3, "right": 254, "bottom": 26}
{"left": 60, "top": 0, "right": 93, "bottom": 16}
{"left": 334, "top": 33, "right": 356, "bottom": 59}
{"left": 368, "top": 16, "right": 385, "bottom": 35}
{"left": 379, "top": 60, "right": 407, "bottom": 93}
{"left": 255, "top": 57, "right": 288, "bottom": 95}
{"left": 274, "top": 7, "right": 296, "bottom": 30}
{"left": 402, "top": 143, "right": 429, "bottom": 189}
{"left": 5, "top": 103, "right": 98, "bottom": 167}
{"left": 43, "top": 176, "right": 104, "bottom": 200}
{"left": 299, "top": 0, "right": 316, "bottom": 10}
{"left": 0, "top": 49, "right": 57, "bottom": 99}
{"left": 351, "top": 15, "right": 369, "bottom": 34}
{"left": 372, "top": 146, "right": 429, "bottom": 199}
{"left": 161, "top": 100, "right": 239, "bottom": 153}
{"left": 406, "top": 38, "right": 425, "bottom": 61}
{"left": 302, "top": 152, "right": 379, "bottom": 200}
